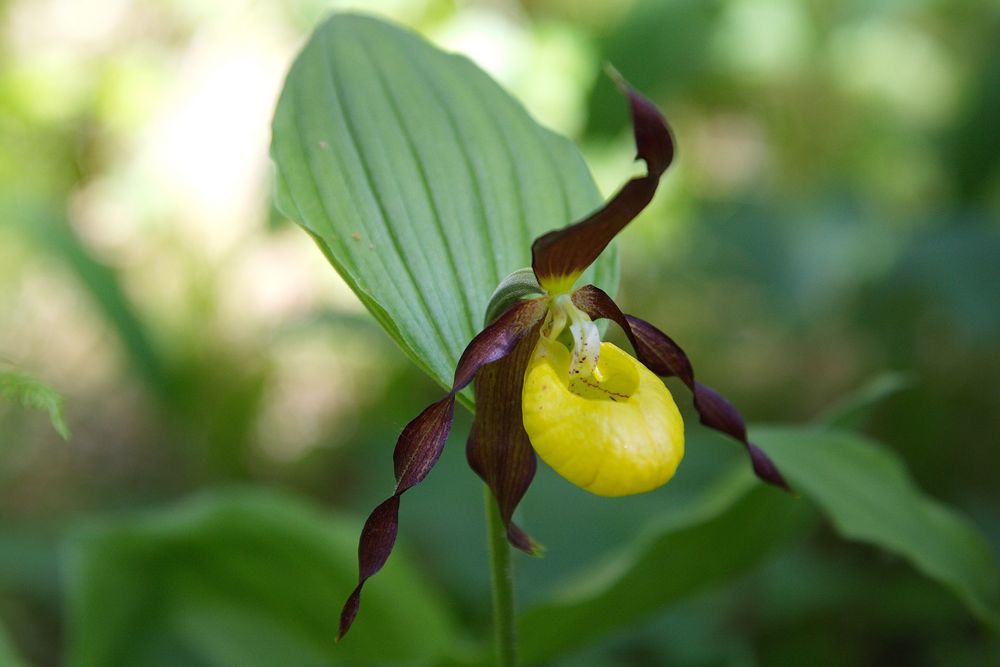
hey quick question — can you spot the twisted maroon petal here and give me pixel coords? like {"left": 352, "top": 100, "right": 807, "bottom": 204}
{"left": 393, "top": 397, "right": 458, "bottom": 492}
{"left": 338, "top": 297, "right": 548, "bottom": 639}
{"left": 339, "top": 495, "right": 403, "bottom": 638}
{"left": 467, "top": 322, "right": 544, "bottom": 555}
{"left": 338, "top": 399, "right": 453, "bottom": 640}
{"left": 572, "top": 285, "right": 789, "bottom": 491}
{"left": 453, "top": 298, "right": 549, "bottom": 391}
{"left": 531, "top": 73, "right": 674, "bottom": 287}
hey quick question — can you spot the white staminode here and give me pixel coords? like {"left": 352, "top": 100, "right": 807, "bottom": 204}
{"left": 545, "top": 295, "right": 603, "bottom": 382}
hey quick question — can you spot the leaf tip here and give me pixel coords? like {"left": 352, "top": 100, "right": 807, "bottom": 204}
{"left": 603, "top": 62, "right": 626, "bottom": 90}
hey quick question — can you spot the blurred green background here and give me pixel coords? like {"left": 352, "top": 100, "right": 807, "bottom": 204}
{"left": 2, "top": 0, "right": 999, "bottom": 665}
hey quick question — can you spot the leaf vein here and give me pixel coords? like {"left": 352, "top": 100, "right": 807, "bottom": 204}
{"left": 319, "top": 32, "right": 458, "bottom": 370}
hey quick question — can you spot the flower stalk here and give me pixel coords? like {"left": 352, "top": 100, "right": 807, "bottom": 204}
{"left": 485, "top": 485, "right": 518, "bottom": 667}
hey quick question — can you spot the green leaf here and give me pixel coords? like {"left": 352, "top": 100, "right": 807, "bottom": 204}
{"left": 814, "top": 372, "right": 912, "bottom": 430}
{"left": 517, "top": 426, "right": 1000, "bottom": 664}
{"left": 754, "top": 426, "right": 1000, "bottom": 630}
{"left": 1, "top": 201, "right": 171, "bottom": 403}
{"left": 0, "top": 624, "right": 30, "bottom": 667}
{"left": 271, "top": 13, "right": 618, "bottom": 398}
{"left": 64, "top": 489, "right": 456, "bottom": 667}
{"left": 0, "top": 369, "right": 69, "bottom": 440}
{"left": 517, "top": 467, "right": 812, "bottom": 665}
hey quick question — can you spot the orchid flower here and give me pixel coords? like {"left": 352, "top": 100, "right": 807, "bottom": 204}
{"left": 338, "top": 73, "right": 789, "bottom": 639}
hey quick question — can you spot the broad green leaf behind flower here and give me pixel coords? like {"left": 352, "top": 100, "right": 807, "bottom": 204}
{"left": 755, "top": 426, "right": 1000, "bottom": 630}
{"left": 64, "top": 489, "right": 456, "bottom": 667}
{"left": 271, "top": 13, "right": 619, "bottom": 395}
{"left": 518, "top": 464, "right": 810, "bottom": 665}
{"left": 518, "top": 427, "right": 1000, "bottom": 664}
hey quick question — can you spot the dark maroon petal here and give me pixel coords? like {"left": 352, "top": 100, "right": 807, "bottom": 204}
{"left": 746, "top": 441, "right": 787, "bottom": 489}
{"left": 571, "top": 285, "right": 640, "bottom": 356}
{"left": 531, "top": 76, "right": 674, "bottom": 288}
{"left": 622, "top": 314, "right": 695, "bottom": 386}
{"left": 338, "top": 397, "right": 452, "bottom": 640}
{"left": 692, "top": 384, "right": 787, "bottom": 489}
{"left": 453, "top": 297, "right": 548, "bottom": 391}
{"left": 573, "top": 286, "right": 694, "bottom": 383}
{"left": 338, "top": 495, "right": 401, "bottom": 639}
{"left": 467, "top": 323, "right": 543, "bottom": 555}
{"left": 394, "top": 396, "right": 456, "bottom": 490}
{"left": 572, "top": 286, "right": 789, "bottom": 491}
{"left": 506, "top": 521, "right": 543, "bottom": 555}
{"left": 628, "top": 316, "right": 789, "bottom": 490}
{"left": 340, "top": 298, "right": 548, "bottom": 639}
{"left": 691, "top": 382, "right": 746, "bottom": 441}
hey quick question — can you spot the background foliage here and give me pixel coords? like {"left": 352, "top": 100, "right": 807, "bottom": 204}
{"left": 1, "top": 0, "right": 998, "bottom": 665}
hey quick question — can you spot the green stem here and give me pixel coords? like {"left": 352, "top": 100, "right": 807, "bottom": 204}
{"left": 484, "top": 484, "right": 518, "bottom": 667}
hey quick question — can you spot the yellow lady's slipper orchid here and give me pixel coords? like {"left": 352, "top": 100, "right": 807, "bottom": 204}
{"left": 336, "top": 72, "right": 788, "bottom": 639}
{"left": 522, "top": 335, "right": 684, "bottom": 496}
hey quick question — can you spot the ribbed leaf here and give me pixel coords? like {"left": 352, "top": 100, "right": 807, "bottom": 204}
{"left": 517, "top": 466, "right": 810, "bottom": 665}
{"left": 755, "top": 426, "right": 1000, "bottom": 630}
{"left": 271, "top": 13, "right": 617, "bottom": 392}
{"left": 64, "top": 490, "right": 455, "bottom": 667}
{"left": 517, "top": 427, "right": 1000, "bottom": 664}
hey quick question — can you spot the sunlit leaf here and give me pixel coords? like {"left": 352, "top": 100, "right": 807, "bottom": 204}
{"left": 755, "top": 426, "right": 1000, "bottom": 630}
{"left": 271, "top": 13, "right": 618, "bottom": 397}
{"left": 0, "top": 369, "right": 69, "bottom": 440}
{"left": 64, "top": 490, "right": 455, "bottom": 667}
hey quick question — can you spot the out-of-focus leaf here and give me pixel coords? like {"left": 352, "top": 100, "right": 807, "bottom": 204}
{"left": 64, "top": 490, "right": 455, "bottom": 667}
{"left": 815, "top": 372, "right": 911, "bottom": 430}
{"left": 584, "top": 0, "right": 719, "bottom": 139}
{"left": 0, "top": 369, "right": 69, "bottom": 439}
{"left": 945, "top": 33, "right": 1000, "bottom": 202}
{"left": 755, "top": 426, "right": 1000, "bottom": 630}
{"left": 517, "top": 466, "right": 811, "bottom": 665}
{"left": 0, "top": 624, "right": 29, "bottom": 667}
{"left": 2, "top": 201, "right": 171, "bottom": 401}
{"left": 271, "top": 13, "right": 618, "bottom": 400}
{"left": 883, "top": 226, "right": 1000, "bottom": 339}
{"left": 517, "top": 424, "right": 1000, "bottom": 664}
{"left": 0, "top": 525, "right": 60, "bottom": 600}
